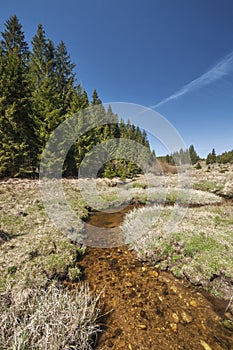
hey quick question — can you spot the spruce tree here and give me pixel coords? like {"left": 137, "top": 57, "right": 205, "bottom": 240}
{"left": 55, "top": 40, "right": 76, "bottom": 115}
{"left": 211, "top": 148, "right": 216, "bottom": 163}
{"left": 189, "top": 144, "right": 199, "bottom": 165}
{"left": 206, "top": 148, "right": 217, "bottom": 165}
{"left": 0, "top": 15, "right": 156, "bottom": 179}
{"left": 0, "top": 15, "right": 36, "bottom": 177}
{"left": 91, "top": 88, "right": 102, "bottom": 105}
{"left": 29, "top": 24, "right": 62, "bottom": 153}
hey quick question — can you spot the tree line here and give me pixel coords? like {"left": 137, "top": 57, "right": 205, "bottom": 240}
{"left": 0, "top": 15, "right": 154, "bottom": 178}
{"left": 166, "top": 146, "right": 233, "bottom": 167}
{"left": 165, "top": 144, "right": 199, "bottom": 165}
{"left": 206, "top": 148, "right": 233, "bottom": 165}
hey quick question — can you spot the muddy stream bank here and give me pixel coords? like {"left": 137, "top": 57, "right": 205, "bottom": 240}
{"left": 76, "top": 204, "right": 233, "bottom": 350}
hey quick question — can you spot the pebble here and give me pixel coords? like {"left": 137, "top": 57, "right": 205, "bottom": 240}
{"left": 172, "top": 313, "right": 180, "bottom": 323}
{"left": 181, "top": 311, "right": 193, "bottom": 324}
{"left": 152, "top": 270, "right": 159, "bottom": 277}
{"left": 125, "top": 282, "right": 133, "bottom": 287}
{"left": 190, "top": 300, "right": 198, "bottom": 307}
{"left": 170, "top": 285, "right": 178, "bottom": 293}
{"left": 200, "top": 340, "right": 212, "bottom": 350}
{"left": 170, "top": 323, "right": 178, "bottom": 332}
{"left": 138, "top": 324, "right": 147, "bottom": 330}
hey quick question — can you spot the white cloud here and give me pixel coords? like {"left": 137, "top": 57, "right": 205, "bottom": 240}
{"left": 152, "top": 50, "right": 233, "bottom": 109}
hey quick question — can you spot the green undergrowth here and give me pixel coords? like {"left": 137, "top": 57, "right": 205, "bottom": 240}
{"left": 193, "top": 180, "right": 224, "bottom": 193}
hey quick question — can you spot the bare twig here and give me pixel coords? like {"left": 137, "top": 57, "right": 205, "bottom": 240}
{"left": 225, "top": 295, "right": 233, "bottom": 313}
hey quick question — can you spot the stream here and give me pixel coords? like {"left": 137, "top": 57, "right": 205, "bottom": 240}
{"left": 77, "top": 204, "right": 233, "bottom": 349}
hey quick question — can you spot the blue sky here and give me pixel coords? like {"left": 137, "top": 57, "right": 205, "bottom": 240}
{"left": 1, "top": 0, "right": 233, "bottom": 157}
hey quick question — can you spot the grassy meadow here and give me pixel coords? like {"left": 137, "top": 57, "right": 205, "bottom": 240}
{"left": 0, "top": 162, "right": 233, "bottom": 348}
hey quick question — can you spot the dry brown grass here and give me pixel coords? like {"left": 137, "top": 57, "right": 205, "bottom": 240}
{"left": 150, "top": 161, "right": 178, "bottom": 174}
{"left": 0, "top": 179, "right": 101, "bottom": 349}
{"left": 0, "top": 283, "right": 101, "bottom": 350}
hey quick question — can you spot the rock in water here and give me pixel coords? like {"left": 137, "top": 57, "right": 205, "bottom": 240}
{"left": 200, "top": 340, "right": 212, "bottom": 350}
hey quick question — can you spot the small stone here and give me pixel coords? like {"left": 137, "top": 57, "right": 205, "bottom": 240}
{"left": 200, "top": 340, "right": 212, "bottom": 350}
{"left": 152, "top": 270, "right": 159, "bottom": 277}
{"left": 170, "top": 285, "right": 178, "bottom": 293}
{"left": 181, "top": 311, "right": 193, "bottom": 324}
{"left": 190, "top": 300, "right": 198, "bottom": 307}
{"left": 170, "top": 323, "right": 178, "bottom": 332}
{"left": 201, "top": 322, "right": 206, "bottom": 331}
{"left": 172, "top": 313, "right": 180, "bottom": 323}
{"left": 138, "top": 324, "right": 147, "bottom": 330}
{"left": 125, "top": 282, "right": 133, "bottom": 287}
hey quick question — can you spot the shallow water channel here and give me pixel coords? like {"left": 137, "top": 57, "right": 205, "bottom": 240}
{"left": 84, "top": 203, "right": 142, "bottom": 247}
{"left": 79, "top": 204, "right": 233, "bottom": 349}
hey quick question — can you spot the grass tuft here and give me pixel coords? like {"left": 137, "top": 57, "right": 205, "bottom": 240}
{"left": 0, "top": 283, "right": 101, "bottom": 350}
{"left": 121, "top": 203, "right": 233, "bottom": 308}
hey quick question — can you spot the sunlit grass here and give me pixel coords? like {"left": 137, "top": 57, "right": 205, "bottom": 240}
{"left": 121, "top": 203, "right": 233, "bottom": 309}
{"left": 0, "top": 283, "right": 101, "bottom": 350}
{"left": 0, "top": 179, "right": 101, "bottom": 349}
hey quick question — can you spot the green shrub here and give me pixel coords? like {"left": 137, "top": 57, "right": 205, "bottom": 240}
{"left": 195, "top": 162, "right": 202, "bottom": 170}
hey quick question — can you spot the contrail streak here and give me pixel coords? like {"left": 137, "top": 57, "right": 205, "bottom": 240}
{"left": 151, "top": 50, "right": 233, "bottom": 109}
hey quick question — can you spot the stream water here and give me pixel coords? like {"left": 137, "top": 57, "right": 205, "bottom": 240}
{"left": 84, "top": 203, "right": 142, "bottom": 247}
{"left": 79, "top": 204, "right": 233, "bottom": 349}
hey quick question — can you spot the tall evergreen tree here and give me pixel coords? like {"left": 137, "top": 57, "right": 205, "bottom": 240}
{"left": 189, "top": 144, "right": 199, "bottom": 165}
{"left": 206, "top": 148, "right": 217, "bottom": 165}
{"left": 55, "top": 40, "right": 77, "bottom": 115}
{"left": 0, "top": 15, "right": 155, "bottom": 179}
{"left": 91, "top": 89, "right": 102, "bottom": 105}
{"left": 211, "top": 148, "right": 216, "bottom": 163}
{"left": 0, "top": 15, "right": 36, "bottom": 176}
{"left": 29, "top": 24, "right": 62, "bottom": 153}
